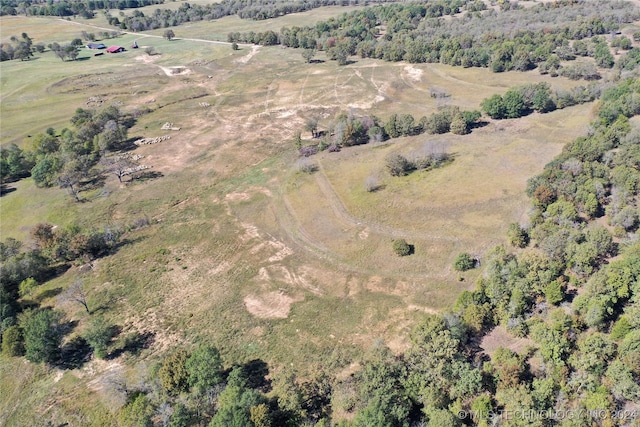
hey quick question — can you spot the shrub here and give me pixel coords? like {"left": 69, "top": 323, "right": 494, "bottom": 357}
{"left": 364, "top": 174, "right": 381, "bottom": 192}
{"left": 2, "top": 325, "right": 24, "bottom": 356}
{"left": 299, "top": 145, "right": 318, "bottom": 157}
{"left": 385, "top": 154, "right": 412, "bottom": 177}
{"left": 507, "top": 223, "right": 529, "bottom": 248}
{"left": 392, "top": 239, "right": 411, "bottom": 256}
{"left": 84, "top": 317, "right": 115, "bottom": 359}
{"left": 295, "top": 158, "right": 318, "bottom": 174}
{"left": 453, "top": 252, "right": 475, "bottom": 271}
{"left": 18, "top": 277, "right": 38, "bottom": 298}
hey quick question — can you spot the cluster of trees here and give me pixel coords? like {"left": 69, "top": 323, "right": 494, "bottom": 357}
{"left": 480, "top": 82, "right": 602, "bottom": 120}
{"left": 48, "top": 40, "right": 82, "bottom": 61}
{"left": 107, "top": 0, "right": 382, "bottom": 32}
{"left": 0, "top": 32, "right": 42, "bottom": 62}
{"left": 0, "top": 0, "right": 164, "bottom": 18}
{"left": 0, "top": 219, "right": 128, "bottom": 356}
{"left": 1, "top": 105, "right": 136, "bottom": 200}
{"left": 385, "top": 142, "right": 450, "bottom": 177}
{"left": 0, "top": 32, "right": 100, "bottom": 63}
{"left": 298, "top": 106, "right": 479, "bottom": 158}
{"left": 229, "top": 0, "right": 638, "bottom": 74}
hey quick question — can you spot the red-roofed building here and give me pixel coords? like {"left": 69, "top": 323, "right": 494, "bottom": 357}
{"left": 107, "top": 46, "right": 125, "bottom": 53}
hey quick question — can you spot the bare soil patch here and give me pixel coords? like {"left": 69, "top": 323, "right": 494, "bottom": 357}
{"left": 480, "top": 326, "right": 535, "bottom": 357}
{"left": 244, "top": 291, "right": 303, "bottom": 319}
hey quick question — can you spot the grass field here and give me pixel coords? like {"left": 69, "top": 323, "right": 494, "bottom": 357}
{"left": 0, "top": 10, "right": 609, "bottom": 425}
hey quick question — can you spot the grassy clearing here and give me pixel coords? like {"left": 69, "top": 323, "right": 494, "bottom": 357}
{"left": 0, "top": 11, "right": 611, "bottom": 424}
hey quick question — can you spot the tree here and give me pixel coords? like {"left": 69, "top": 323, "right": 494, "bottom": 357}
{"left": 353, "top": 346, "right": 411, "bottom": 427}
{"left": 163, "top": 29, "right": 175, "bottom": 41}
{"left": 302, "top": 48, "right": 316, "bottom": 63}
{"left": 185, "top": 344, "right": 224, "bottom": 395}
{"left": 231, "top": 42, "right": 239, "bottom": 50}
{"left": 169, "top": 402, "right": 193, "bottom": 427}
{"left": 544, "top": 280, "right": 564, "bottom": 305}
{"left": 13, "top": 42, "right": 32, "bottom": 61}
{"left": 594, "top": 43, "right": 614, "bottom": 68}
{"left": 20, "top": 308, "right": 63, "bottom": 364}
{"left": 305, "top": 117, "right": 319, "bottom": 138}
{"left": 503, "top": 88, "right": 527, "bottom": 118}
{"left": 392, "top": 239, "right": 411, "bottom": 256}
{"left": 453, "top": 252, "right": 475, "bottom": 271}
{"left": 100, "top": 155, "right": 137, "bottom": 183}
{"left": 59, "top": 280, "right": 90, "bottom": 313}
{"left": 31, "top": 154, "right": 63, "bottom": 187}
{"left": 84, "top": 317, "right": 114, "bottom": 359}
{"left": 481, "top": 94, "right": 506, "bottom": 119}
{"left": 159, "top": 349, "right": 190, "bottom": 395}
{"left": 18, "top": 277, "right": 38, "bottom": 299}
{"left": 507, "top": 223, "right": 529, "bottom": 248}
{"left": 209, "top": 367, "right": 267, "bottom": 427}
{"left": 120, "top": 393, "right": 154, "bottom": 427}
{"left": 450, "top": 114, "right": 469, "bottom": 135}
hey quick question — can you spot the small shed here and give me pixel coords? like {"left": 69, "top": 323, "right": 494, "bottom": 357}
{"left": 87, "top": 43, "right": 106, "bottom": 49}
{"left": 107, "top": 46, "right": 125, "bottom": 53}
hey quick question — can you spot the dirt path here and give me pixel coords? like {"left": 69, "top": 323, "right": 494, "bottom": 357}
{"left": 235, "top": 45, "right": 261, "bottom": 64}
{"left": 314, "top": 162, "right": 457, "bottom": 243}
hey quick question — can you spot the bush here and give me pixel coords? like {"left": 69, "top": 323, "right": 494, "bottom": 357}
{"left": 2, "top": 325, "right": 24, "bottom": 356}
{"left": 84, "top": 317, "right": 115, "bottom": 359}
{"left": 364, "top": 174, "right": 381, "bottom": 192}
{"left": 392, "top": 239, "right": 411, "bottom": 256}
{"left": 453, "top": 252, "right": 475, "bottom": 271}
{"left": 507, "top": 223, "right": 529, "bottom": 248}
{"left": 295, "top": 158, "right": 318, "bottom": 174}
{"left": 385, "top": 154, "right": 412, "bottom": 177}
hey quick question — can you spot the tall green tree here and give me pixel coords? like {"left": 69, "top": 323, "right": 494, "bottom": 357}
{"left": 20, "top": 308, "right": 63, "bottom": 364}
{"left": 186, "top": 344, "right": 224, "bottom": 395}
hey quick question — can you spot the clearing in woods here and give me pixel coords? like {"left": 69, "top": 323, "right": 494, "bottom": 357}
{"left": 0, "top": 9, "right": 600, "bottom": 424}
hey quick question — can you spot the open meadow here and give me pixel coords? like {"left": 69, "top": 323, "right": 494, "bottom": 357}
{"left": 0, "top": 7, "right": 613, "bottom": 425}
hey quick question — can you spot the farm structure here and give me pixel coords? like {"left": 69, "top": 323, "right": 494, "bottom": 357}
{"left": 106, "top": 46, "right": 125, "bottom": 53}
{"left": 86, "top": 43, "right": 106, "bottom": 49}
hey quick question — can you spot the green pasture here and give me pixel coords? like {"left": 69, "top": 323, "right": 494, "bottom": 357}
{"left": 0, "top": 11, "right": 616, "bottom": 426}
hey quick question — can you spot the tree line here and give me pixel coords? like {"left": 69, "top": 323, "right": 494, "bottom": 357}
{"left": 0, "top": 0, "right": 164, "bottom": 18}
{"left": 105, "top": 0, "right": 392, "bottom": 32}
{"left": 480, "top": 81, "right": 602, "bottom": 120}
{"left": 297, "top": 105, "right": 481, "bottom": 159}
{"left": 228, "top": 0, "right": 639, "bottom": 76}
